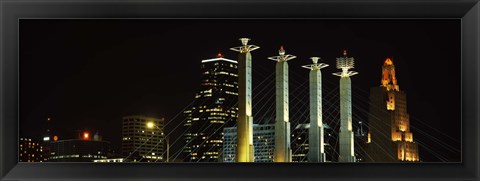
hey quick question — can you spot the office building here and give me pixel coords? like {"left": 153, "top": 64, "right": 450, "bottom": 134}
{"left": 223, "top": 124, "right": 275, "bottom": 162}
{"left": 19, "top": 138, "right": 44, "bottom": 162}
{"left": 122, "top": 115, "right": 165, "bottom": 162}
{"left": 291, "top": 123, "right": 336, "bottom": 162}
{"left": 49, "top": 133, "right": 110, "bottom": 162}
{"left": 291, "top": 124, "right": 309, "bottom": 162}
{"left": 183, "top": 53, "right": 238, "bottom": 162}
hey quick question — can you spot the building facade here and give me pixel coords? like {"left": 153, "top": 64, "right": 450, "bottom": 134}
{"left": 291, "top": 124, "right": 309, "bottom": 162}
{"left": 291, "top": 123, "right": 336, "bottom": 162}
{"left": 122, "top": 115, "right": 165, "bottom": 162}
{"left": 183, "top": 54, "right": 238, "bottom": 162}
{"left": 19, "top": 138, "right": 44, "bottom": 162}
{"left": 49, "top": 137, "right": 110, "bottom": 162}
{"left": 366, "top": 58, "right": 419, "bottom": 162}
{"left": 222, "top": 124, "right": 275, "bottom": 162}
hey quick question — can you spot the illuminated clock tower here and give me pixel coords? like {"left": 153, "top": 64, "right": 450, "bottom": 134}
{"left": 366, "top": 58, "right": 419, "bottom": 162}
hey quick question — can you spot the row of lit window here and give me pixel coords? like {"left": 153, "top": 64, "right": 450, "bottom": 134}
{"left": 81, "top": 154, "right": 105, "bottom": 158}
{"left": 222, "top": 83, "right": 236, "bottom": 87}
{"left": 206, "top": 108, "right": 223, "bottom": 112}
{"left": 205, "top": 152, "right": 219, "bottom": 155}
{"left": 208, "top": 116, "right": 224, "bottom": 120}
{"left": 142, "top": 155, "right": 163, "bottom": 160}
{"left": 50, "top": 154, "right": 80, "bottom": 159}
{"left": 225, "top": 91, "right": 238, "bottom": 95}
{"left": 201, "top": 83, "right": 217, "bottom": 86}
{"left": 20, "top": 142, "right": 40, "bottom": 146}
{"left": 93, "top": 159, "right": 124, "bottom": 163}
{"left": 208, "top": 140, "right": 223, "bottom": 143}
{"left": 19, "top": 153, "right": 42, "bottom": 158}
{"left": 209, "top": 112, "right": 229, "bottom": 116}
{"left": 210, "top": 120, "right": 225, "bottom": 124}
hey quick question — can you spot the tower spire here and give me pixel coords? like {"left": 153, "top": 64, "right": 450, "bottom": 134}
{"left": 381, "top": 58, "right": 399, "bottom": 91}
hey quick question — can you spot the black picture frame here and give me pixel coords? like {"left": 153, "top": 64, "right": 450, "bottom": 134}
{"left": 1, "top": 0, "right": 478, "bottom": 180}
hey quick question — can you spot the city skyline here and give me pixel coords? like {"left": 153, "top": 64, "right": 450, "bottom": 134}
{"left": 19, "top": 19, "right": 461, "bottom": 162}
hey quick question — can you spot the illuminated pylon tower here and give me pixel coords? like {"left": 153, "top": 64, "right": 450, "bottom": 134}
{"left": 230, "top": 38, "right": 260, "bottom": 162}
{"left": 332, "top": 50, "right": 358, "bottom": 162}
{"left": 302, "top": 57, "right": 329, "bottom": 162}
{"left": 268, "top": 46, "right": 296, "bottom": 162}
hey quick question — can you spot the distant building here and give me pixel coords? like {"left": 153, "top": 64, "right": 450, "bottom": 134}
{"left": 19, "top": 138, "right": 44, "bottom": 162}
{"left": 122, "top": 115, "right": 165, "bottom": 162}
{"left": 291, "top": 123, "right": 336, "bottom": 162}
{"left": 41, "top": 117, "right": 55, "bottom": 162}
{"left": 366, "top": 58, "right": 419, "bottom": 162}
{"left": 354, "top": 122, "right": 369, "bottom": 162}
{"left": 223, "top": 124, "right": 275, "bottom": 162}
{"left": 49, "top": 134, "right": 110, "bottom": 162}
{"left": 323, "top": 125, "right": 337, "bottom": 162}
{"left": 183, "top": 54, "right": 238, "bottom": 162}
{"left": 93, "top": 158, "right": 124, "bottom": 163}
{"left": 291, "top": 124, "right": 309, "bottom": 162}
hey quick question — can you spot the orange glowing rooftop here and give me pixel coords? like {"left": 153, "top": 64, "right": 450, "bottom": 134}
{"left": 384, "top": 58, "right": 394, "bottom": 65}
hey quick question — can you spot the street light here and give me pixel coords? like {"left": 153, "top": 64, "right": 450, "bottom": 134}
{"left": 146, "top": 122, "right": 155, "bottom": 129}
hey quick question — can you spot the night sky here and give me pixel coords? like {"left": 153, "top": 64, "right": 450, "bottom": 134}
{"left": 20, "top": 19, "right": 461, "bottom": 162}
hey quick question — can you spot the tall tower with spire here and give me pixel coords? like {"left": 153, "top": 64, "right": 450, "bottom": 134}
{"left": 333, "top": 50, "right": 357, "bottom": 162}
{"left": 268, "top": 46, "right": 296, "bottom": 162}
{"left": 230, "top": 38, "right": 259, "bottom": 162}
{"left": 302, "top": 57, "right": 329, "bottom": 162}
{"left": 366, "top": 58, "right": 419, "bottom": 162}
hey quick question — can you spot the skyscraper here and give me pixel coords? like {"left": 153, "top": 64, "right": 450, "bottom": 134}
{"left": 183, "top": 53, "right": 238, "bottom": 162}
{"left": 122, "top": 115, "right": 165, "bottom": 162}
{"left": 223, "top": 124, "right": 275, "bottom": 162}
{"left": 366, "top": 58, "right": 419, "bottom": 162}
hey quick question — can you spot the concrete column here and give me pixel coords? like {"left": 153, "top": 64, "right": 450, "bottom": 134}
{"left": 339, "top": 77, "right": 356, "bottom": 162}
{"left": 274, "top": 62, "right": 292, "bottom": 162}
{"left": 308, "top": 69, "right": 326, "bottom": 162}
{"left": 236, "top": 52, "right": 254, "bottom": 162}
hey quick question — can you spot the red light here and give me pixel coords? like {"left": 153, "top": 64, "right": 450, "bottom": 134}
{"left": 83, "top": 132, "right": 90, "bottom": 140}
{"left": 53, "top": 136, "right": 58, "bottom": 141}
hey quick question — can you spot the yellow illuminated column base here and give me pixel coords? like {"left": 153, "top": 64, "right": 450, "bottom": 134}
{"left": 236, "top": 116, "right": 254, "bottom": 162}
